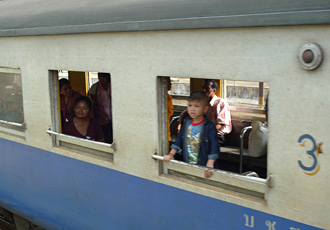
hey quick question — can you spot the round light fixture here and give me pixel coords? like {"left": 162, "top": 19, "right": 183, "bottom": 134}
{"left": 298, "top": 43, "right": 323, "bottom": 70}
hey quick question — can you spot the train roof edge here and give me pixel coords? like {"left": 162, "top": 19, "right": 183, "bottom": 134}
{"left": 0, "top": 0, "right": 330, "bottom": 36}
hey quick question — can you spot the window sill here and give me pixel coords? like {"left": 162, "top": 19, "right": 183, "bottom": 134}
{"left": 47, "top": 129, "right": 115, "bottom": 161}
{"left": 0, "top": 120, "right": 26, "bottom": 137}
{"left": 152, "top": 155, "right": 273, "bottom": 199}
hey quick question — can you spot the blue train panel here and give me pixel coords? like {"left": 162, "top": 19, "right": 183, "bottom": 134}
{"left": 0, "top": 138, "right": 323, "bottom": 229}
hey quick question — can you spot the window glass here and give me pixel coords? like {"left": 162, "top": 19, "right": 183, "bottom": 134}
{"left": 87, "top": 72, "right": 99, "bottom": 88}
{"left": 0, "top": 68, "right": 24, "bottom": 124}
{"left": 225, "top": 80, "right": 269, "bottom": 106}
{"left": 169, "top": 77, "right": 190, "bottom": 96}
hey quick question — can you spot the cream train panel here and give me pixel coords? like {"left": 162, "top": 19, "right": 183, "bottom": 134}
{"left": 0, "top": 26, "right": 328, "bottom": 229}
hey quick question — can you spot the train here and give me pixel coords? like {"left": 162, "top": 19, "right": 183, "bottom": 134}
{"left": 0, "top": 0, "right": 329, "bottom": 229}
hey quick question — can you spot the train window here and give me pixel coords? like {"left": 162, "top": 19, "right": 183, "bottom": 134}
{"left": 0, "top": 67, "right": 25, "bottom": 135}
{"left": 225, "top": 80, "right": 269, "bottom": 106}
{"left": 155, "top": 77, "right": 271, "bottom": 199}
{"left": 48, "top": 70, "right": 114, "bottom": 161}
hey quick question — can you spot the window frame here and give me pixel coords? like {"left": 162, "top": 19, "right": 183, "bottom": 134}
{"left": 0, "top": 67, "right": 25, "bottom": 136}
{"left": 48, "top": 70, "right": 115, "bottom": 159}
{"left": 157, "top": 76, "right": 271, "bottom": 199}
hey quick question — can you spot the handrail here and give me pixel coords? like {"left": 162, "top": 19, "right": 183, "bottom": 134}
{"left": 239, "top": 126, "right": 252, "bottom": 174}
{"left": 0, "top": 119, "right": 25, "bottom": 128}
{"left": 46, "top": 129, "right": 115, "bottom": 151}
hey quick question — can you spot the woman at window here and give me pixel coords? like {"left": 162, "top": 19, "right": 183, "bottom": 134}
{"left": 59, "top": 78, "right": 82, "bottom": 127}
{"left": 63, "top": 96, "right": 104, "bottom": 142}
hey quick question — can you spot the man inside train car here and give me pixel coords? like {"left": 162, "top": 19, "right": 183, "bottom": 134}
{"left": 177, "top": 79, "right": 232, "bottom": 145}
{"left": 89, "top": 72, "right": 113, "bottom": 143}
{"left": 201, "top": 79, "right": 232, "bottom": 144}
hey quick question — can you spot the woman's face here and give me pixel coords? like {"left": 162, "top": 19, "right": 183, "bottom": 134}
{"left": 61, "top": 84, "right": 73, "bottom": 97}
{"left": 74, "top": 101, "right": 90, "bottom": 119}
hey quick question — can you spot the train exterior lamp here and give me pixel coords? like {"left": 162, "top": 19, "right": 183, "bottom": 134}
{"left": 298, "top": 43, "right": 323, "bottom": 70}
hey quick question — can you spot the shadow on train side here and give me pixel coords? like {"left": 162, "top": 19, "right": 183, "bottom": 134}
{"left": 168, "top": 77, "right": 268, "bottom": 178}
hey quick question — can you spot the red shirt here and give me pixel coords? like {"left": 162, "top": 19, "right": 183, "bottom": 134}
{"left": 63, "top": 118, "right": 104, "bottom": 141}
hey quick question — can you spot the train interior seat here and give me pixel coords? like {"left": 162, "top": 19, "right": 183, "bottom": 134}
{"left": 218, "top": 119, "right": 268, "bottom": 178}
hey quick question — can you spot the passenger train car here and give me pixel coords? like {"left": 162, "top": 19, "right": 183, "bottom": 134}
{"left": 0, "top": 0, "right": 329, "bottom": 229}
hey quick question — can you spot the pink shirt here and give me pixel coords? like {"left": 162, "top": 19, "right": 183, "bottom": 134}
{"left": 205, "top": 95, "right": 232, "bottom": 135}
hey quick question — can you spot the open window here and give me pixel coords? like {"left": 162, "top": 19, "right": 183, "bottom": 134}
{"left": 48, "top": 70, "right": 114, "bottom": 160}
{"left": 156, "top": 77, "right": 271, "bottom": 199}
{"left": 0, "top": 67, "right": 25, "bottom": 136}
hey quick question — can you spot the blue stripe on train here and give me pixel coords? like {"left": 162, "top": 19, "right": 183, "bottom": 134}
{"left": 0, "top": 138, "right": 323, "bottom": 230}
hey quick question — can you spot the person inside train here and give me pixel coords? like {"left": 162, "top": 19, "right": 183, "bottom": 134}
{"left": 166, "top": 77, "right": 174, "bottom": 144}
{"left": 63, "top": 96, "right": 104, "bottom": 142}
{"left": 89, "top": 72, "right": 113, "bottom": 144}
{"left": 164, "top": 92, "right": 220, "bottom": 178}
{"left": 177, "top": 79, "right": 232, "bottom": 145}
{"left": 201, "top": 79, "right": 232, "bottom": 144}
{"left": 59, "top": 78, "right": 82, "bottom": 128}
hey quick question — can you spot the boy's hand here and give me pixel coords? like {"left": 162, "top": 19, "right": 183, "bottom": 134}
{"left": 164, "top": 154, "right": 174, "bottom": 162}
{"left": 164, "top": 150, "right": 176, "bottom": 162}
{"left": 204, "top": 170, "right": 213, "bottom": 178}
{"left": 205, "top": 160, "right": 215, "bottom": 178}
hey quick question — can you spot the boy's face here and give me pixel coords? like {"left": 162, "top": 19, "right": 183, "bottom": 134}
{"left": 187, "top": 100, "right": 208, "bottom": 121}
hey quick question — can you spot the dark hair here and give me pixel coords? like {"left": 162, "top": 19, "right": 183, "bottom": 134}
{"left": 98, "top": 72, "right": 111, "bottom": 82}
{"left": 204, "top": 79, "right": 218, "bottom": 90}
{"left": 74, "top": 96, "right": 92, "bottom": 110}
{"left": 59, "top": 78, "right": 70, "bottom": 90}
{"left": 188, "top": 91, "right": 209, "bottom": 105}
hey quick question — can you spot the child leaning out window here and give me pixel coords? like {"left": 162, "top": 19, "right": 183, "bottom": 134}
{"left": 164, "top": 91, "right": 220, "bottom": 178}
